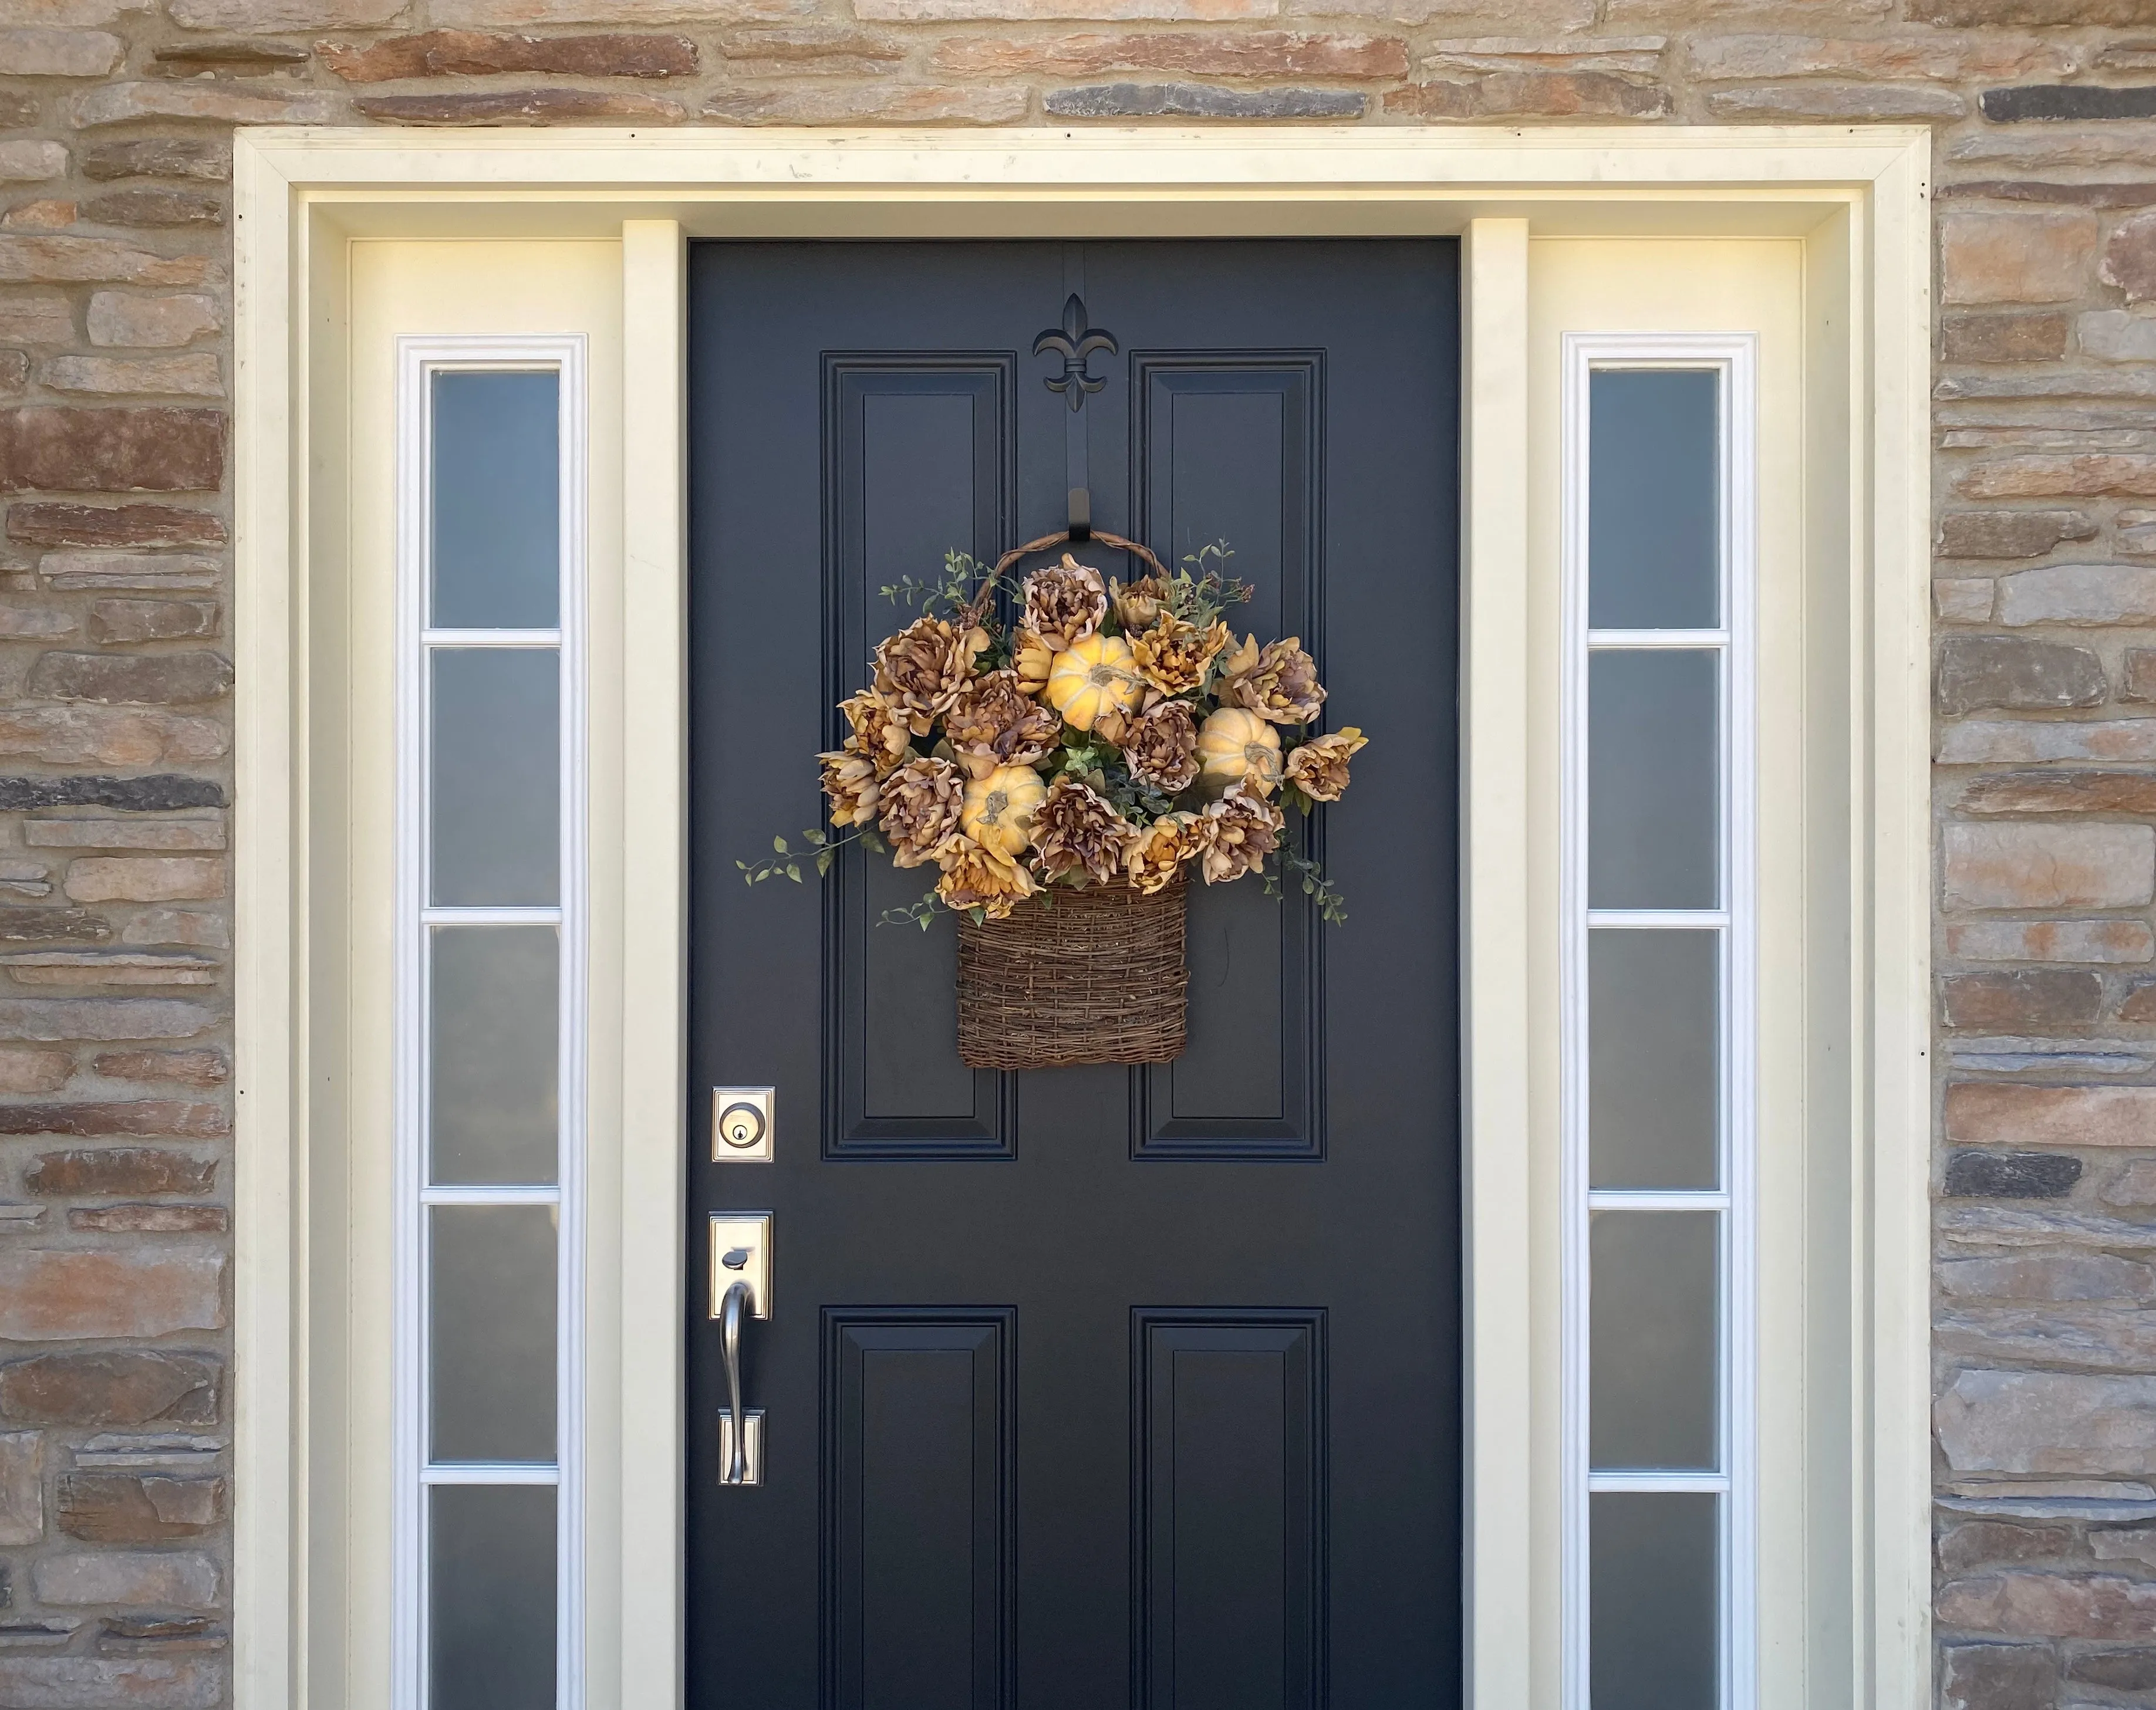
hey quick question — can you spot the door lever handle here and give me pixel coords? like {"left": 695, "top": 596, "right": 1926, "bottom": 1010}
{"left": 720, "top": 1280, "right": 753, "bottom": 1485}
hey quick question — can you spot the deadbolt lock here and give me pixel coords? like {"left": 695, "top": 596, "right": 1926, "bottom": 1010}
{"left": 711, "top": 1086, "right": 774, "bottom": 1162}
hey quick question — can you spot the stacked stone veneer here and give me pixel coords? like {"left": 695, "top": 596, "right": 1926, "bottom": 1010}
{"left": 2, "top": 0, "right": 2156, "bottom": 1703}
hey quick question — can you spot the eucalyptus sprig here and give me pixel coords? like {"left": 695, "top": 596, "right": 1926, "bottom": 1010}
{"left": 1262, "top": 849, "right": 1348, "bottom": 926}
{"left": 879, "top": 550, "right": 1018, "bottom": 625}
{"left": 737, "top": 824, "right": 886, "bottom": 886}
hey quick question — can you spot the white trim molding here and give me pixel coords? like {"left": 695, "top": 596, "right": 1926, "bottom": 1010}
{"left": 231, "top": 127, "right": 1932, "bottom": 1710}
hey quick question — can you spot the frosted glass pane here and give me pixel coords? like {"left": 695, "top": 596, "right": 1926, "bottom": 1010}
{"left": 1590, "top": 1492, "right": 1718, "bottom": 1710}
{"left": 1588, "top": 650, "right": 1718, "bottom": 911}
{"left": 1589, "top": 369, "right": 1719, "bottom": 631}
{"left": 430, "top": 1204, "right": 556, "bottom": 1464}
{"left": 1590, "top": 930, "right": 1719, "bottom": 1191}
{"left": 430, "top": 926, "right": 558, "bottom": 1187}
{"left": 431, "top": 370, "right": 559, "bottom": 630}
{"left": 1591, "top": 1210, "right": 1718, "bottom": 1470}
{"left": 430, "top": 1483, "right": 556, "bottom": 1710}
{"left": 431, "top": 648, "right": 559, "bottom": 907}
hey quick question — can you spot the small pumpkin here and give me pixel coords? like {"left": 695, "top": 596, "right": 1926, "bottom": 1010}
{"left": 960, "top": 764, "right": 1047, "bottom": 858}
{"left": 1045, "top": 633, "right": 1145, "bottom": 733}
{"left": 1196, "top": 707, "right": 1283, "bottom": 799}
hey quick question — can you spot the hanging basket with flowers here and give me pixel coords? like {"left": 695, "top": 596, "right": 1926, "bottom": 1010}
{"left": 743, "top": 530, "right": 1367, "bottom": 1070}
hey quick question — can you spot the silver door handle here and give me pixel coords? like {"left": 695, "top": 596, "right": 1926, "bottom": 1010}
{"left": 720, "top": 1279, "right": 752, "bottom": 1485}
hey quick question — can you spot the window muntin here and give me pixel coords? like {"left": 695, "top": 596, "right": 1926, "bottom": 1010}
{"left": 1563, "top": 337, "right": 1756, "bottom": 1710}
{"left": 397, "top": 340, "right": 587, "bottom": 1710}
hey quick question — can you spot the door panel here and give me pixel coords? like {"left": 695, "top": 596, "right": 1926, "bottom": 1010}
{"left": 687, "top": 239, "right": 1460, "bottom": 1707}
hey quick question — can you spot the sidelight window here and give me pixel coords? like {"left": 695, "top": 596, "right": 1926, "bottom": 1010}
{"left": 395, "top": 343, "right": 588, "bottom": 1710}
{"left": 1561, "top": 340, "right": 1755, "bottom": 1709}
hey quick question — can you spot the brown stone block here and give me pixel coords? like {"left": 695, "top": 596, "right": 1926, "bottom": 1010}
{"left": 1689, "top": 31, "right": 2069, "bottom": 80}
{"left": 933, "top": 28, "right": 1406, "bottom": 77}
{"left": 0, "top": 1350, "right": 219, "bottom": 1426}
{"left": 68, "top": 83, "right": 344, "bottom": 127}
{"left": 0, "top": 1248, "right": 224, "bottom": 1340}
{"left": 90, "top": 1049, "right": 227, "bottom": 1088}
{"left": 0, "top": 1431, "right": 38, "bottom": 1547}
{"left": 2069, "top": 1648, "right": 2156, "bottom": 1691}
{"left": 1940, "top": 1642, "right": 2059, "bottom": 1710}
{"left": 704, "top": 85, "right": 1031, "bottom": 123}
{"left": 0, "top": 1046, "right": 72, "bottom": 1093}
{"left": 1938, "top": 1368, "right": 2156, "bottom": 1481}
{"left": 40, "top": 356, "right": 222, "bottom": 400}
{"left": 0, "top": 1657, "right": 220, "bottom": 1709}
{"left": 1944, "top": 918, "right": 2152, "bottom": 962}
{"left": 151, "top": 40, "right": 308, "bottom": 72}
{"left": 1958, "top": 455, "right": 2156, "bottom": 499}
{"left": 319, "top": 29, "right": 697, "bottom": 80}
{"left": 0, "top": 238, "right": 209, "bottom": 290}
{"left": 7, "top": 505, "right": 223, "bottom": 548}
{"left": 1389, "top": 69, "right": 1665, "bottom": 119}
{"left": 0, "top": 291, "right": 74, "bottom": 347}
{"left": 96, "top": 1615, "right": 227, "bottom": 1653}
{"left": 79, "top": 191, "right": 222, "bottom": 232}
{"left": 32, "top": 1552, "right": 218, "bottom": 1611}
{"left": 79, "top": 140, "right": 229, "bottom": 184}
{"left": 1703, "top": 81, "right": 1965, "bottom": 121}
{"left": 0, "top": 708, "right": 225, "bottom": 767}
{"left": 1946, "top": 1081, "right": 2156, "bottom": 1148}
{"left": 1938, "top": 1570, "right": 2156, "bottom": 1640}
{"left": 1942, "top": 209, "right": 2100, "bottom": 307}
{"left": 26, "top": 1142, "right": 222, "bottom": 1189}
{"left": 63, "top": 859, "right": 223, "bottom": 903}
{"left": 0, "top": 92, "right": 35, "bottom": 129}
{"left": 716, "top": 25, "right": 904, "bottom": 73}
{"left": 1938, "top": 968, "right": 2103, "bottom": 1030}
{"left": 1047, "top": 81, "right": 1363, "bottom": 116}
{"left": 1961, "top": 771, "right": 2156, "bottom": 815}
{"left": 1942, "top": 312, "right": 2071, "bottom": 363}
{"left": 1936, "top": 635, "right": 2105, "bottom": 713}
{"left": 1938, "top": 1523, "right": 2076, "bottom": 1576}
{"left": 88, "top": 602, "right": 220, "bottom": 644}
{"left": 0, "top": 908, "right": 107, "bottom": 945}
{"left": 1939, "top": 1251, "right": 2156, "bottom": 1302}
{"left": 27, "top": 651, "right": 232, "bottom": 707}
{"left": 58, "top": 1474, "right": 223, "bottom": 1542}
{"left": 855, "top": 0, "right": 1267, "bottom": 18}
{"left": 68, "top": 1204, "right": 227, "bottom": 1233}
{"left": 1914, "top": 0, "right": 2156, "bottom": 20}
{"left": 1938, "top": 509, "right": 2097, "bottom": 559}
{"left": 355, "top": 87, "right": 686, "bottom": 123}
{"left": 2102, "top": 209, "right": 2156, "bottom": 305}
{"left": 26, "top": 819, "right": 224, "bottom": 851}
{"left": 1944, "top": 180, "right": 2156, "bottom": 209}
{"left": 0, "top": 408, "right": 222, "bottom": 495}
{"left": 2, "top": 951, "right": 218, "bottom": 986}
{"left": 0, "top": 998, "right": 216, "bottom": 1042}
{"left": 171, "top": 0, "right": 400, "bottom": 22}
{"left": 2114, "top": 974, "right": 2156, "bottom": 1020}
{"left": 431, "top": 0, "right": 814, "bottom": 23}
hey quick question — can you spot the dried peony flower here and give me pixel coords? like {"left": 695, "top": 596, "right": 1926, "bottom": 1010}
{"left": 936, "top": 837, "right": 1037, "bottom": 921}
{"left": 1129, "top": 614, "right": 1231, "bottom": 697}
{"left": 838, "top": 689, "right": 912, "bottom": 773}
{"left": 1196, "top": 785, "right": 1285, "bottom": 885}
{"left": 1010, "top": 627, "right": 1055, "bottom": 697}
{"left": 1032, "top": 777, "right": 1140, "bottom": 887}
{"left": 1123, "top": 699, "right": 1201, "bottom": 795}
{"left": 878, "top": 755, "right": 966, "bottom": 868}
{"left": 1283, "top": 727, "right": 1368, "bottom": 803}
{"left": 1125, "top": 811, "right": 1206, "bottom": 894}
{"left": 945, "top": 669, "right": 1064, "bottom": 779}
{"left": 872, "top": 614, "right": 991, "bottom": 736}
{"left": 1111, "top": 574, "right": 1171, "bottom": 633}
{"left": 1216, "top": 634, "right": 1327, "bottom": 726}
{"left": 1021, "top": 555, "right": 1108, "bottom": 651}
{"left": 817, "top": 747, "right": 883, "bottom": 829}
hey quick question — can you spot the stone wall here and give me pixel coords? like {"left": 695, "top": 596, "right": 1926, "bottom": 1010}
{"left": 4, "top": 0, "right": 2156, "bottom": 1702}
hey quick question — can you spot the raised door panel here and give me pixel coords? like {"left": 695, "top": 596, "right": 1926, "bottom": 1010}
{"left": 824, "top": 359, "right": 1018, "bottom": 1159}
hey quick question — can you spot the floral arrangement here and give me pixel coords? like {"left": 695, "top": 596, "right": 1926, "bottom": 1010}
{"left": 744, "top": 537, "right": 1366, "bottom": 927}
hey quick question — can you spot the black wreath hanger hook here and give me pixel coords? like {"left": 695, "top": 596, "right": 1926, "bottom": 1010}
{"left": 1033, "top": 293, "right": 1117, "bottom": 413}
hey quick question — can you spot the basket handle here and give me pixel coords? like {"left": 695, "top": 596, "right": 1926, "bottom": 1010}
{"left": 993, "top": 528, "right": 1169, "bottom": 582}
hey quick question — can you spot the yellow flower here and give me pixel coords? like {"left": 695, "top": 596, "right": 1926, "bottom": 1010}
{"left": 1010, "top": 627, "right": 1055, "bottom": 697}
{"left": 1283, "top": 728, "right": 1367, "bottom": 802}
{"left": 936, "top": 837, "right": 1037, "bottom": 921}
{"left": 1216, "top": 634, "right": 1326, "bottom": 726}
{"left": 1129, "top": 614, "right": 1230, "bottom": 697}
{"left": 1125, "top": 812, "right": 1205, "bottom": 894}
{"left": 816, "top": 748, "right": 882, "bottom": 829}
{"left": 837, "top": 689, "right": 912, "bottom": 773}
{"left": 1045, "top": 632, "right": 1145, "bottom": 733}
{"left": 872, "top": 614, "right": 991, "bottom": 737}
{"left": 1196, "top": 785, "right": 1285, "bottom": 886}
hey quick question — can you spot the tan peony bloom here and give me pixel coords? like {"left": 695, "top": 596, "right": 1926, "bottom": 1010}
{"left": 817, "top": 747, "right": 883, "bottom": 829}
{"left": 1111, "top": 574, "right": 1170, "bottom": 633}
{"left": 1283, "top": 727, "right": 1367, "bottom": 803}
{"left": 872, "top": 614, "right": 991, "bottom": 736}
{"left": 1216, "top": 634, "right": 1327, "bottom": 726}
{"left": 1196, "top": 785, "right": 1285, "bottom": 885}
{"left": 1122, "top": 699, "right": 1201, "bottom": 795}
{"left": 945, "top": 668, "right": 1064, "bottom": 779}
{"left": 1125, "top": 811, "right": 1206, "bottom": 894}
{"left": 1032, "top": 776, "right": 1140, "bottom": 887}
{"left": 936, "top": 837, "right": 1038, "bottom": 921}
{"left": 1020, "top": 555, "right": 1108, "bottom": 651}
{"left": 1010, "top": 627, "right": 1055, "bottom": 697}
{"left": 1129, "top": 614, "right": 1231, "bottom": 697}
{"left": 878, "top": 755, "right": 966, "bottom": 869}
{"left": 838, "top": 689, "right": 912, "bottom": 773}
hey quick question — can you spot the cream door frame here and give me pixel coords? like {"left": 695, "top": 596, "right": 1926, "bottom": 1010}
{"left": 231, "top": 126, "right": 1933, "bottom": 1710}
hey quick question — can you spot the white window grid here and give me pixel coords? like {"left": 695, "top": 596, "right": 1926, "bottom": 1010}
{"left": 392, "top": 334, "right": 590, "bottom": 1710}
{"left": 1558, "top": 332, "right": 1757, "bottom": 1710}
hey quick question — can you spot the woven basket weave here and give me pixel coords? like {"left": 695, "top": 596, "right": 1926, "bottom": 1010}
{"left": 956, "top": 876, "right": 1188, "bottom": 1070}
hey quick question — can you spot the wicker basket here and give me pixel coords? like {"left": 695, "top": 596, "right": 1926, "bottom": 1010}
{"left": 956, "top": 876, "right": 1188, "bottom": 1070}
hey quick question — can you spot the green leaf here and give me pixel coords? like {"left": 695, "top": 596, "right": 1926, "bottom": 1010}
{"left": 785, "top": 864, "right": 801, "bottom": 882}
{"left": 772, "top": 835, "right": 788, "bottom": 854}
{"left": 816, "top": 850, "right": 834, "bottom": 876}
